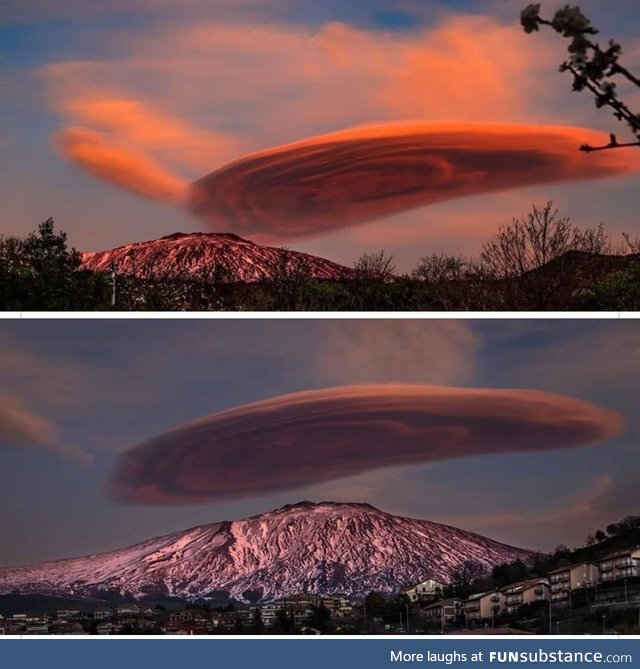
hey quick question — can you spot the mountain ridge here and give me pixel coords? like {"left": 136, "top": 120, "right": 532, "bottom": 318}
{"left": 0, "top": 502, "right": 534, "bottom": 603}
{"left": 79, "top": 232, "right": 355, "bottom": 283}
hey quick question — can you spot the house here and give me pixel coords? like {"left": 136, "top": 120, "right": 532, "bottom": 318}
{"left": 276, "top": 593, "right": 320, "bottom": 607}
{"left": 256, "top": 603, "right": 283, "bottom": 627}
{"left": 93, "top": 607, "right": 113, "bottom": 620}
{"left": 24, "top": 624, "right": 49, "bottom": 634}
{"left": 116, "top": 604, "right": 141, "bottom": 616}
{"left": 423, "top": 598, "right": 463, "bottom": 629}
{"left": 169, "top": 610, "right": 195, "bottom": 625}
{"left": 548, "top": 562, "right": 599, "bottom": 604}
{"left": 56, "top": 609, "right": 80, "bottom": 619}
{"left": 501, "top": 578, "right": 550, "bottom": 614}
{"left": 597, "top": 547, "right": 640, "bottom": 583}
{"left": 464, "top": 591, "right": 505, "bottom": 623}
{"left": 402, "top": 578, "right": 446, "bottom": 603}
{"left": 96, "top": 622, "right": 115, "bottom": 635}
{"left": 51, "top": 621, "right": 86, "bottom": 635}
{"left": 210, "top": 610, "right": 239, "bottom": 631}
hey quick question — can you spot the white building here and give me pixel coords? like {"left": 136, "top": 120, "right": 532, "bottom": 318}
{"left": 403, "top": 578, "right": 446, "bottom": 603}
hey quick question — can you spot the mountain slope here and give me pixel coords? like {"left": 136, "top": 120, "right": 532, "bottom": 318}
{"left": 80, "top": 232, "right": 355, "bottom": 282}
{"left": 0, "top": 502, "right": 534, "bottom": 602}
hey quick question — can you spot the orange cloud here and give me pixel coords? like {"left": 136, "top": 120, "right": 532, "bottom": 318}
{"left": 107, "top": 384, "right": 622, "bottom": 504}
{"left": 54, "top": 127, "right": 188, "bottom": 204}
{"left": 58, "top": 94, "right": 244, "bottom": 172}
{"left": 40, "top": 16, "right": 640, "bottom": 248}
{"left": 189, "top": 121, "right": 640, "bottom": 240}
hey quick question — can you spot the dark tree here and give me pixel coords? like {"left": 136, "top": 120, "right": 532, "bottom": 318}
{"left": 308, "top": 604, "right": 333, "bottom": 633}
{"left": 363, "top": 591, "right": 389, "bottom": 617}
{"left": 354, "top": 250, "right": 396, "bottom": 281}
{"left": 274, "top": 608, "right": 296, "bottom": 634}
{"left": 449, "top": 561, "right": 489, "bottom": 599}
{"left": 250, "top": 607, "right": 265, "bottom": 634}
{"left": 0, "top": 217, "right": 109, "bottom": 310}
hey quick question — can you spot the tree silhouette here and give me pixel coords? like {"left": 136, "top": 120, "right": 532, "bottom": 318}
{"left": 521, "top": 4, "right": 640, "bottom": 151}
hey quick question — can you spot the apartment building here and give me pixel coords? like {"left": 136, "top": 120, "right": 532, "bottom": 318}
{"left": 501, "top": 578, "right": 550, "bottom": 614}
{"left": 423, "top": 598, "right": 463, "bottom": 628}
{"left": 548, "top": 562, "right": 599, "bottom": 604}
{"left": 597, "top": 547, "right": 640, "bottom": 583}
{"left": 464, "top": 591, "right": 505, "bottom": 622}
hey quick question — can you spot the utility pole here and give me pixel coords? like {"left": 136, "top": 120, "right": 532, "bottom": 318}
{"left": 108, "top": 261, "right": 117, "bottom": 308}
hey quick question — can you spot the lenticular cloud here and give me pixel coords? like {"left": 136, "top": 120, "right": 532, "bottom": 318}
{"left": 107, "top": 384, "right": 622, "bottom": 504}
{"left": 188, "top": 121, "right": 639, "bottom": 239}
{"left": 56, "top": 120, "right": 640, "bottom": 241}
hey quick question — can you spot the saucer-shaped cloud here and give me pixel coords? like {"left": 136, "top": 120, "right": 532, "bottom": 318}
{"left": 107, "top": 384, "right": 622, "bottom": 504}
{"left": 188, "top": 121, "right": 639, "bottom": 240}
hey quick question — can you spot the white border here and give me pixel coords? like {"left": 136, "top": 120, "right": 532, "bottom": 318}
{"left": 1, "top": 311, "right": 638, "bottom": 319}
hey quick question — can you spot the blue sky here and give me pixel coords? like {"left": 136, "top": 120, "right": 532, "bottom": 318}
{"left": 0, "top": 318, "right": 637, "bottom": 565}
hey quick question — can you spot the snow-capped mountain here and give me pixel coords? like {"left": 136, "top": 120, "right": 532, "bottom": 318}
{"left": 79, "top": 232, "right": 355, "bottom": 282}
{"left": 0, "top": 502, "right": 534, "bottom": 603}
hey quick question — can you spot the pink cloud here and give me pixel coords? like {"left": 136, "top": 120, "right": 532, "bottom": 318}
{"left": 190, "top": 121, "right": 640, "bottom": 241}
{"left": 0, "top": 393, "right": 89, "bottom": 464}
{"left": 107, "top": 384, "right": 622, "bottom": 504}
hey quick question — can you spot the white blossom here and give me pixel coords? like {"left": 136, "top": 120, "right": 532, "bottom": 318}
{"left": 520, "top": 4, "right": 541, "bottom": 33}
{"left": 552, "top": 5, "right": 591, "bottom": 35}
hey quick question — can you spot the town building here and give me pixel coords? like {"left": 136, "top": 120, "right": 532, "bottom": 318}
{"left": 55, "top": 609, "right": 80, "bottom": 619}
{"left": 402, "top": 578, "right": 447, "bottom": 603}
{"left": 597, "top": 547, "right": 640, "bottom": 583}
{"left": 96, "top": 622, "right": 115, "bottom": 635}
{"left": 24, "top": 624, "right": 49, "bottom": 634}
{"left": 423, "top": 598, "right": 463, "bottom": 629}
{"left": 464, "top": 591, "right": 505, "bottom": 623}
{"left": 501, "top": 578, "right": 550, "bottom": 614}
{"left": 548, "top": 562, "right": 599, "bottom": 604}
{"left": 93, "top": 607, "right": 113, "bottom": 620}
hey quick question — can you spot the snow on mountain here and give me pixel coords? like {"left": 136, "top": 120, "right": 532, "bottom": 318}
{"left": 79, "top": 232, "right": 355, "bottom": 282}
{"left": 0, "top": 502, "right": 534, "bottom": 603}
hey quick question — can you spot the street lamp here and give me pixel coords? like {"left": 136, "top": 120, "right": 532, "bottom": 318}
{"left": 490, "top": 592, "right": 500, "bottom": 629}
{"left": 602, "top": 614, "right": 606, "bottom": 634}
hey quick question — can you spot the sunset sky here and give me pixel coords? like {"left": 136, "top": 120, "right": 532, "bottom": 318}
{"left": 2, "top": 0, "right": 640, "bottom": 270}
{"left": 0, "top": 318, "right": 638, "bottom": 566}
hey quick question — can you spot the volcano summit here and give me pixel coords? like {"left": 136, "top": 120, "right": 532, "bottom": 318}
{"left": 0, "top": 502, "right": 534, "bottom": 602}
